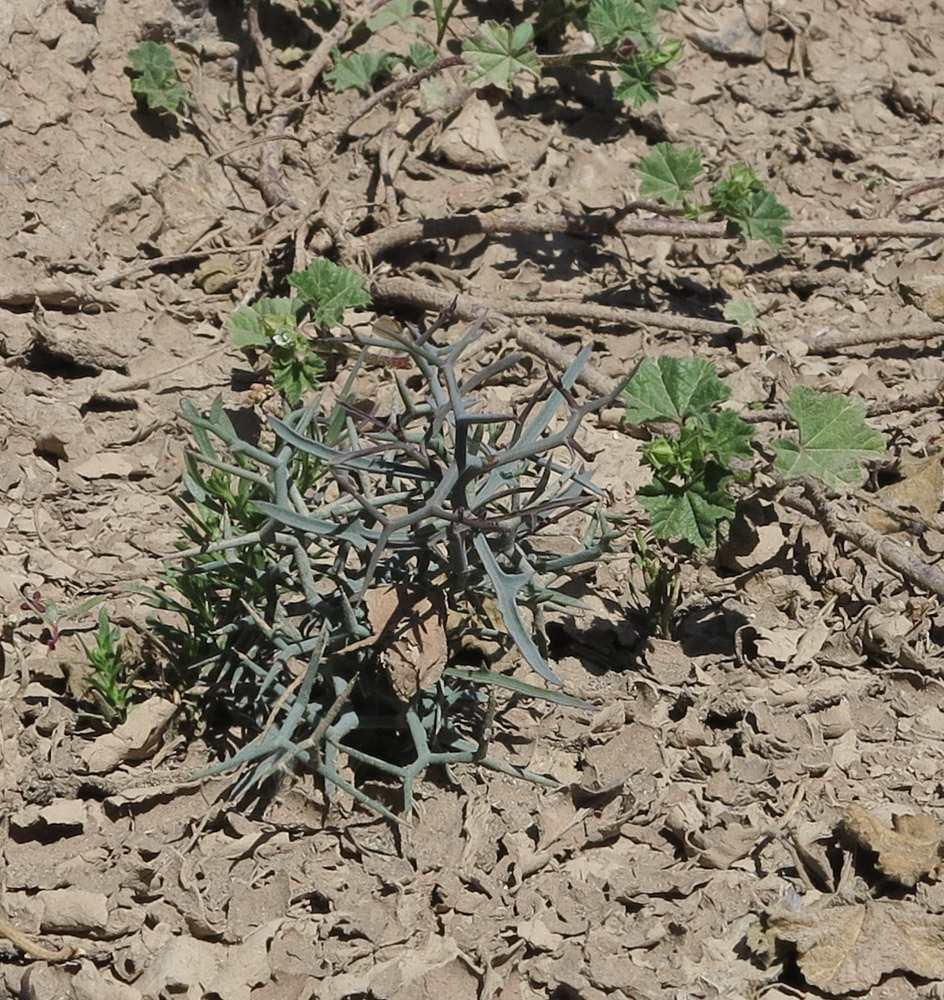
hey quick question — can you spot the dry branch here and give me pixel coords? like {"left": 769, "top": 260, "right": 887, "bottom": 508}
{"left": 808, "top": 324, "right": 944, "bottom": 352}
{"left": 781, "top": 477, "right": 944, "bottom": 599}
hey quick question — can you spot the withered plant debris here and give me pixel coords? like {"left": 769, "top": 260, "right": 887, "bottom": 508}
{"left": 841, "top": 804, "right": 944, "bottom": 887}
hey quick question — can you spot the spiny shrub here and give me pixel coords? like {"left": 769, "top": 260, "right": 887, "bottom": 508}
{"left": 148, "top": 313, "right": 621, "bottom": 818}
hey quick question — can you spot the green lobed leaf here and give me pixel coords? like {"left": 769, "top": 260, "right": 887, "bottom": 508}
{"left": 408, "top": 42, "right": 437, "bottom": 69}
{"left": 723, "top": 297, "right": 765, "bottom": 331}
{"left": 128, "top": 42, "right": 191, "bottom": 113}
{"left": 710, "top": 165, "right": 791, "bottom": 250}
{"left": 287, "top": 259, "right": 372, "bottom": 327}
{"left": 366, "top": 0, "right": 420, "bottom": 32}
{"left": 325, "top": 50, "right": 396, "bottom": 93}
{"left": 226, "top": 298, "right": 304, "bottom": 350}
{"left": 614, "top": 58, "right": 662, "bottom": 108}
{"left": 638, "top": 466, "right": 736, "bottom": 547}
{"left": 727, "top": 188, "right": 791, "bottom": 250}
{"left": 462, "top": 21, "right": 541, "bottom": 90}
{"left": 272, "top": 355, "right": 325, "bottom": 405}
{"left": 700, "top": 409, "right": 754, "bottom": 468}
{"left": 622, "top": 357, "right": 729, "bottom": 424}
{"left": 636, "top": 143, "right": 701, "bottom": 205}
{"left": 771, "top": 386, "right": 885, "bottom": 490}
{"left": 587, "top": 0, "right": 655, "bottom": 47}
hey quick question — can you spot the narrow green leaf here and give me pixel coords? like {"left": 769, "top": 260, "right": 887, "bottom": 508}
{"left": 622, "top": 357, "right": 729, "bottom": 424}
{"left": 636, "top": 143, "right": 702, "bottom": 205}
{"left": 472, "top": 535, "right": 561, "bottom": 686}
{"left": 443, "top": 667, "right": 593, "bottom": 709}
{"left": 771, "top": 386, "right": 885, "bottom": 490}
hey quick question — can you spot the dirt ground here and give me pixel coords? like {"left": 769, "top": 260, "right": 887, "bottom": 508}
{"left": 3, "top": 0, "right": 944, "bottom": 997}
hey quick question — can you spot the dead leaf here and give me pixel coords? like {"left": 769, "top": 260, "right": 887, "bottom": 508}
{"left": 80, "top": 696, "right": 177, "bottom": 774}
{"left": 863, "top": 454, "right": 943, "bottom": 534}
{"left": 431, "top": 96, "right": 509, "bottom": 171}
{"left": 365, "top": 585, "right": 448, "bottom": 701}
{"left": 841, "top": 804, "right": 944, "bottom": 886}
{"left": 767, "top": 899, "right": 944, "bottom": 994}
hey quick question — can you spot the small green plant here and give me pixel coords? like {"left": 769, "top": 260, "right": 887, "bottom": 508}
{"left": 17, "top": 588, "right": 107, "bottom": 651}
{"left": 324, "top": 0, "right": 681, "bottom": 106}
{"left": 628, "top": 530, "right": 680, "bottom": 637}
{"left": 723, "top": 298, "right": 766, "bottom": 333}
{"left": 127, "top": 42, "right": 192, "bottom": 115}
{"left": 81, "top": 610, "right": 135, "bottom": 724}
{"left": 226, "top": 258, "right": 371, "bottom": 405}
{"left": 636, "top": 143, "right": 792, "bottom": 249}
{"left": 622, "top": 357, "right": 885, "bottom": 548}
{"left": 151, "top": 313, "right": 620, "bottom": 818}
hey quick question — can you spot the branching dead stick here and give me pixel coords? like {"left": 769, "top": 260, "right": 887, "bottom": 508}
{"left": 283, "top": 0, "right": 390, "bottom": 98}
{"left": 246, "top": 1, "right": 277, "bottom": 94}
{"left": 514, "top": 326, "right": 617, "bottom": 397}
{"left": 319, "top": 55, "right": 465, "bottom": 156}
{"left": 505, "top": 299, "right": 731, "bottom": 336}
{"left": 361, "top": 211, "right": 944, "bottom": 260}
{"left": 363, "top": 210, "right": 625, "bottom": 258}
{"left": 371, "top": 275, "right": 617, "bottom": 396}
{"left": 808, "top": 324, "right": 944, "bottom": 352}
{"left": 781, "top": 477, "right": 944, "bottom": 599}
{"left": 889, "top": 176, "right": 944, "bottom": 211}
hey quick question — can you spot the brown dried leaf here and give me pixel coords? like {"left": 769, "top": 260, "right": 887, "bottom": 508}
{"left": 768, "top": 900, "right": 944, "bottom": 995}
{"left": 841, "top": 804, "right": 944, "bottom": 886}
{"left": 365, "top": 585, "right": 448, "bottom": 701}
{"left": 863, "top": 453, "right": 944, "bottom": 534}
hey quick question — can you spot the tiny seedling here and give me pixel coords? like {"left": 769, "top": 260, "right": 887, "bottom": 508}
{"left": 81, "top": 609, "right": 135, "bottom": 724}
{"left": 622, "top": 357, "right": 885, "bottom": 548}
{"left": 18, "top": 588, "right": 107, "bottom": 652}
{"left": 636, "top": 143, "right": 792, "bottom": 249}
{"left": 723, "top": 298, "right": 766, "bottom": 333}
{"left": 127, "top": 41, "right": 192, "bottom": 115}
{"left": 628, "top": 530, "right": 681, "bottom": 638}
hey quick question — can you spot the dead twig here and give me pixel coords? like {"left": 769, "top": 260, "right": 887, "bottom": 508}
{"left": 0, "top": 916, "right": 80, "bottom": 962}
{"left": 315, "top": 55, "right": 465, "bottom": 162}
{"left": 283, "top": 0, "right": 390, "bottom": 98}
{"left": 741, "top": 382, "right": 944, "bottom": 425}
{"left": 887, "top": 176, "right": 944, "bottom": 213}
{"left": 808, "top": 324, "right": 944, "bottom": 352}
{"left": 246, "top": 1, "right": 278, "bottom": 94}
{"left": 781, "top": 477, "right": 944, "bottom": 599}
{"left": 371, "top": 275, "right": 618, "bottom": 397}
{"left": 355, "top": 210, "right": 944, "bottom": 260}
{"left": 499, "top": 298, "right": 731, "bottom": 337}
{"left": 257, "top": 115, "right": 298, "bottom": 208}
